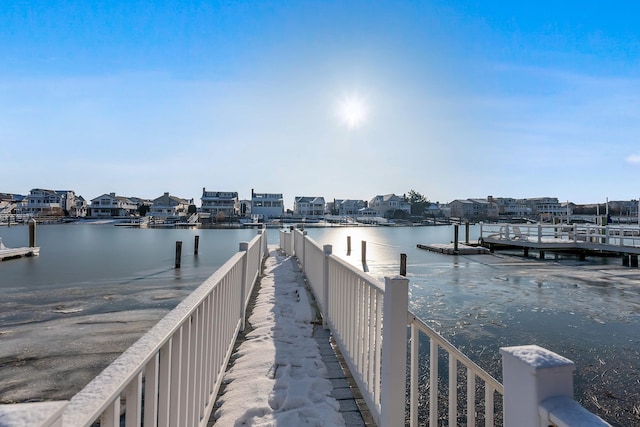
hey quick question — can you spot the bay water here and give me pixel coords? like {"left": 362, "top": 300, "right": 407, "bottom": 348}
{"left": 1, "top": 223, "right": 638, "bottom": 425}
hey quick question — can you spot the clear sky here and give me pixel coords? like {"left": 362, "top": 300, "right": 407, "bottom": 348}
{"left": 2, "top": 1, "right": 639, "bottom": 207}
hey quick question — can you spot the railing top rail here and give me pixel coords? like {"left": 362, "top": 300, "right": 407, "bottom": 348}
{"left": 63, "top": 247, "right": 249, "bottom": 426}
{"left": 327, "top": 253, "right": 385, "bottom": 293}
{"left": 408, "top": 311, "right": 504, "bottom": 394}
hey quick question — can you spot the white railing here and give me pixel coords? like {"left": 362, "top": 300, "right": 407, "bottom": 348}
{"left": 481, "top": 222, "right": 640, "bottom": 249}
{"left": 408, "top": 313, "right": 504, "bottom": 426}
{"left": 280, "top": 229, "right": 612, "bottom": 427}
{"left": 0, "top": 229, "right": 267, "bottom": 427}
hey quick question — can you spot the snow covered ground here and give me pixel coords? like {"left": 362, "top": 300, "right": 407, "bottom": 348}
{"left": 212, "top": 249, "right": 346, "bottom": 426}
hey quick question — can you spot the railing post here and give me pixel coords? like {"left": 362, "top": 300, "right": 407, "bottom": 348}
{"left": 239, "top": 241, "right": 249, "bottom": 331}
{"left": 537, "top": 223, "right": 542, "bottom": 243}
{"left": 380, "top": 276, "right": 409, "bottom": 427}
{"left": 257, "top": 229, "right": 264, "bottom": 264}
{"left": 500, "top": 345, "right": 575, "bottom": 427}
{"left": 322, "top": 244, "right": 332, "bottom": 328}
{"left": 302, "top": 230, "right": 308, "bottom": 274}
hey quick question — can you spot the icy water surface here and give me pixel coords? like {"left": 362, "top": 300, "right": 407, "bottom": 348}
{"left": 305, "top": 226, "right": 640, "bottom": 427}
{"left": 1, "top": 223, "right": 639, "bottom": 425}
{"left": 0, "top": 223, "right": 274, "bottom": 403}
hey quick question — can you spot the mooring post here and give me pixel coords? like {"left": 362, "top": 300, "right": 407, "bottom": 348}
{"left": 194, "top": 235, "right": 199, "bottom": 255}
{"left": 361, "top": 240, "right": 367, "bottom": 268}
{"left": 347, "top": 235, "right": 351, "bottom": 256}
{"left": 400, "top": 253, "right": 407, "bottom": 276}
{"left": 465, "top": 221, "right": 470, "bottom": 244}
{"left": 28, "top": 218, "right": 36, "bottom": 247}
{"left": 453, "top": 224, "right": 459, "bottom": 253}
{"left": 175, "top": 241, "right": 182, "bottom": 268}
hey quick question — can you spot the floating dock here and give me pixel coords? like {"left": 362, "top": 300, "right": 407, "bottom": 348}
{"left": 417, "top": 243, "right": 490, "bottom": 255}
{"left": 0, "top": 246, "right": 40, "bottom": 261}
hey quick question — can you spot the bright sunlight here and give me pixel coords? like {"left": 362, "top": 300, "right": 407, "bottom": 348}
{"left": 337, "top": 95, "right": 367, "bottom": 129}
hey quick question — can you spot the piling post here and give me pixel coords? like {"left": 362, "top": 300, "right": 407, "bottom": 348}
{"left": 194, "top": 235, "right": 199, "bottom": 255}
{"left": 453, "top": 224, "right": 459, "bottom": 253}
{"left": 400, "top": 253, "right": 407, "bottom": 276}
{"left": 175, "top": 241, "right": 182, "bottom": 268}
{"left": 28, "top": 218, "right": 36, "bottom": 247}
{"left": 465, "top": 221, "right": 470, "bottom": 244}
{"left": 347, "top": 236, "right": 352, "bottom": 255}
{"left": 632, "top": 254, "right": 639, "bottom": 268}
{"left": 361, "top": 240, "right": 367, "bottom": 268}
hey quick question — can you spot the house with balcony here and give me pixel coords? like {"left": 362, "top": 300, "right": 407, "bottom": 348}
{"left": 334, "top": 199, "right": 367, "bottom": 216}
{"left": 20, "top": 188, "right": 64, "bottom": 217}
{"left": 293, "top": 196, "right": 325, "bottom": 219}
{"left": 200, "top": 189, "right": 239, "bottom": 222}
{"left": 368, "top": 194, "right": 411, "bottom": 218}
{"left": 89, "top": 193, "right": 139, "bottom": 217}
{"left": 251, "top": 189, "right": 284, "bottom": 221}
{"left": 448, "top": 199, "right": 499, "bottom": 221}
{"left": 149, "top": 192, "right": 193, "bottom": 220}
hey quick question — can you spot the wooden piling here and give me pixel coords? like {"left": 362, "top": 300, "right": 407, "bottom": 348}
{"left": 465, "top": 221, "right": 470, "bottom": 244}
{"left": 28, "top": 218, "right": 36, "bottom": 248}
{"left": 194, "top": 235, "right": 199, "bottom": 255}
{"left": 361, "top": 240, "right": 366, "bottom": 266}
{"left": 400, "top": 253, "right": 407, "bottom": 276}
{"left": 347, "top": 236, "right": 351, "bottom": 256}
{"left": 453, "top": 224, "right": 459, "bottom": 253}
{"left": 175, "top": 241, "right": 182, "bottom": 268}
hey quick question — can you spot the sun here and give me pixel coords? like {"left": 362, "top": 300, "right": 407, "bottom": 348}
{"left": 338, "top": 96, "right": 367, "bottom": 129}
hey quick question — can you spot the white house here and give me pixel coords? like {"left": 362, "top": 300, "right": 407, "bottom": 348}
{"left": 20, "top": 189, "right": 64, "bottom": 217}
{"left": 89, "top": 193, "right": 138, "bottom": 217}
{"left": 335, "top": 199, "right": 367, "bottom": 216}
{"left": 251, "top": 189, "right": 284, "bottom": 220}
{"left": 200, "top": 188, "right": 239, "bottom": 221}
{"left": 368, "top": 194, "right": 411, "bottom": 218}
{"left": 149, "top": 192, "right": 192, "bottom": 219}
{"left": 293, "top": 196, "right": 325, "bottom": 219}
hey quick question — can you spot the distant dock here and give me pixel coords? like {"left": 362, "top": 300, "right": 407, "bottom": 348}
{"left": 417, "top": 243, "right": 490, "bottom": 255}
{"left": 0, "top": 246, "right": 40, "bottom": 261}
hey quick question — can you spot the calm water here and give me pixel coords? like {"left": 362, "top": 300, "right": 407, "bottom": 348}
{"left": 1, "top": 223, "right": 639, "bottom": 425}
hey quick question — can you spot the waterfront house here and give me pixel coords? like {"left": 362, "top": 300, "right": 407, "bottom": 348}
{"left": 88, "top": 193, "right": 138, "bottom": 217}
{"left": 20, "top": 188, "right": 64, "bottom": 217}
{"left": 293, "top": 196, "right": 325, "bottom": 219}
{"left": 251, "top": 189, "right": 284, "bottom": 221}
{"left": 334, "top": 199, "right": 367, "bottom": 216}
{"left": 448, "top": 198, "right": 499, "bottom": 221}
{"left": 200, "top": 189, "right": 239, "bottom": 222}
{"left": 149, "top": 192, "right": 193, "bottom": 220}
{"left": 368, "top": 194, "right": 411, "bottom": 218}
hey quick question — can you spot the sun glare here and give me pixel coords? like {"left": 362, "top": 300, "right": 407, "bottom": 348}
{"left": 338, "top": 96, "right": 367, "bottom": 129}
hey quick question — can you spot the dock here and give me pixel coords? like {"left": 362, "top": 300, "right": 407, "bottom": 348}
{"left": 417, "top": 243, "right": 490, "bottom": 255}
{"left": 0, "top": 246, "right": 40, "bottom": 261}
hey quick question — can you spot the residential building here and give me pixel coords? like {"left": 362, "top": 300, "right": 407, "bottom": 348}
{"left": 489, "top": 197, "right": 531, "bottom": 218}
{"left": 334, "top": 199, "right": 367, "bottom": 216}
{"left": 522, "top": 197, "right": 562, "bottom": 218}
{"left": 149, "top": 192, "right": 193, "bottom": 219}
{"left": 20, "top": 188, "right": 64, "bottom": 217}
{"left": 293, "top": 196, "right": 325, "bottom": 219}
{"left": 368, "top": 194, "right": 410, "bottom": 218}
{"left": 88, "top": 193, "right": 139, "bottom": 217}
{"left": 251, "top": 189, "right": 284, "bottom": 220}
{"left": 200, "top": 189, "right": 239, "bottom": 221}
{"left": 448, "top": 199, "right": 499, "bottom": 220}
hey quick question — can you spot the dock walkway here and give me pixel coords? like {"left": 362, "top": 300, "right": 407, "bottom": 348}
{"left": 210, "top": 249, "right": 370, "bottom": 426}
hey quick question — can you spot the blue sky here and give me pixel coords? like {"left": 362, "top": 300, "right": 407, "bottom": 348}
{"left": 2, "top": 1, "right": 640, "bottom": 207}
